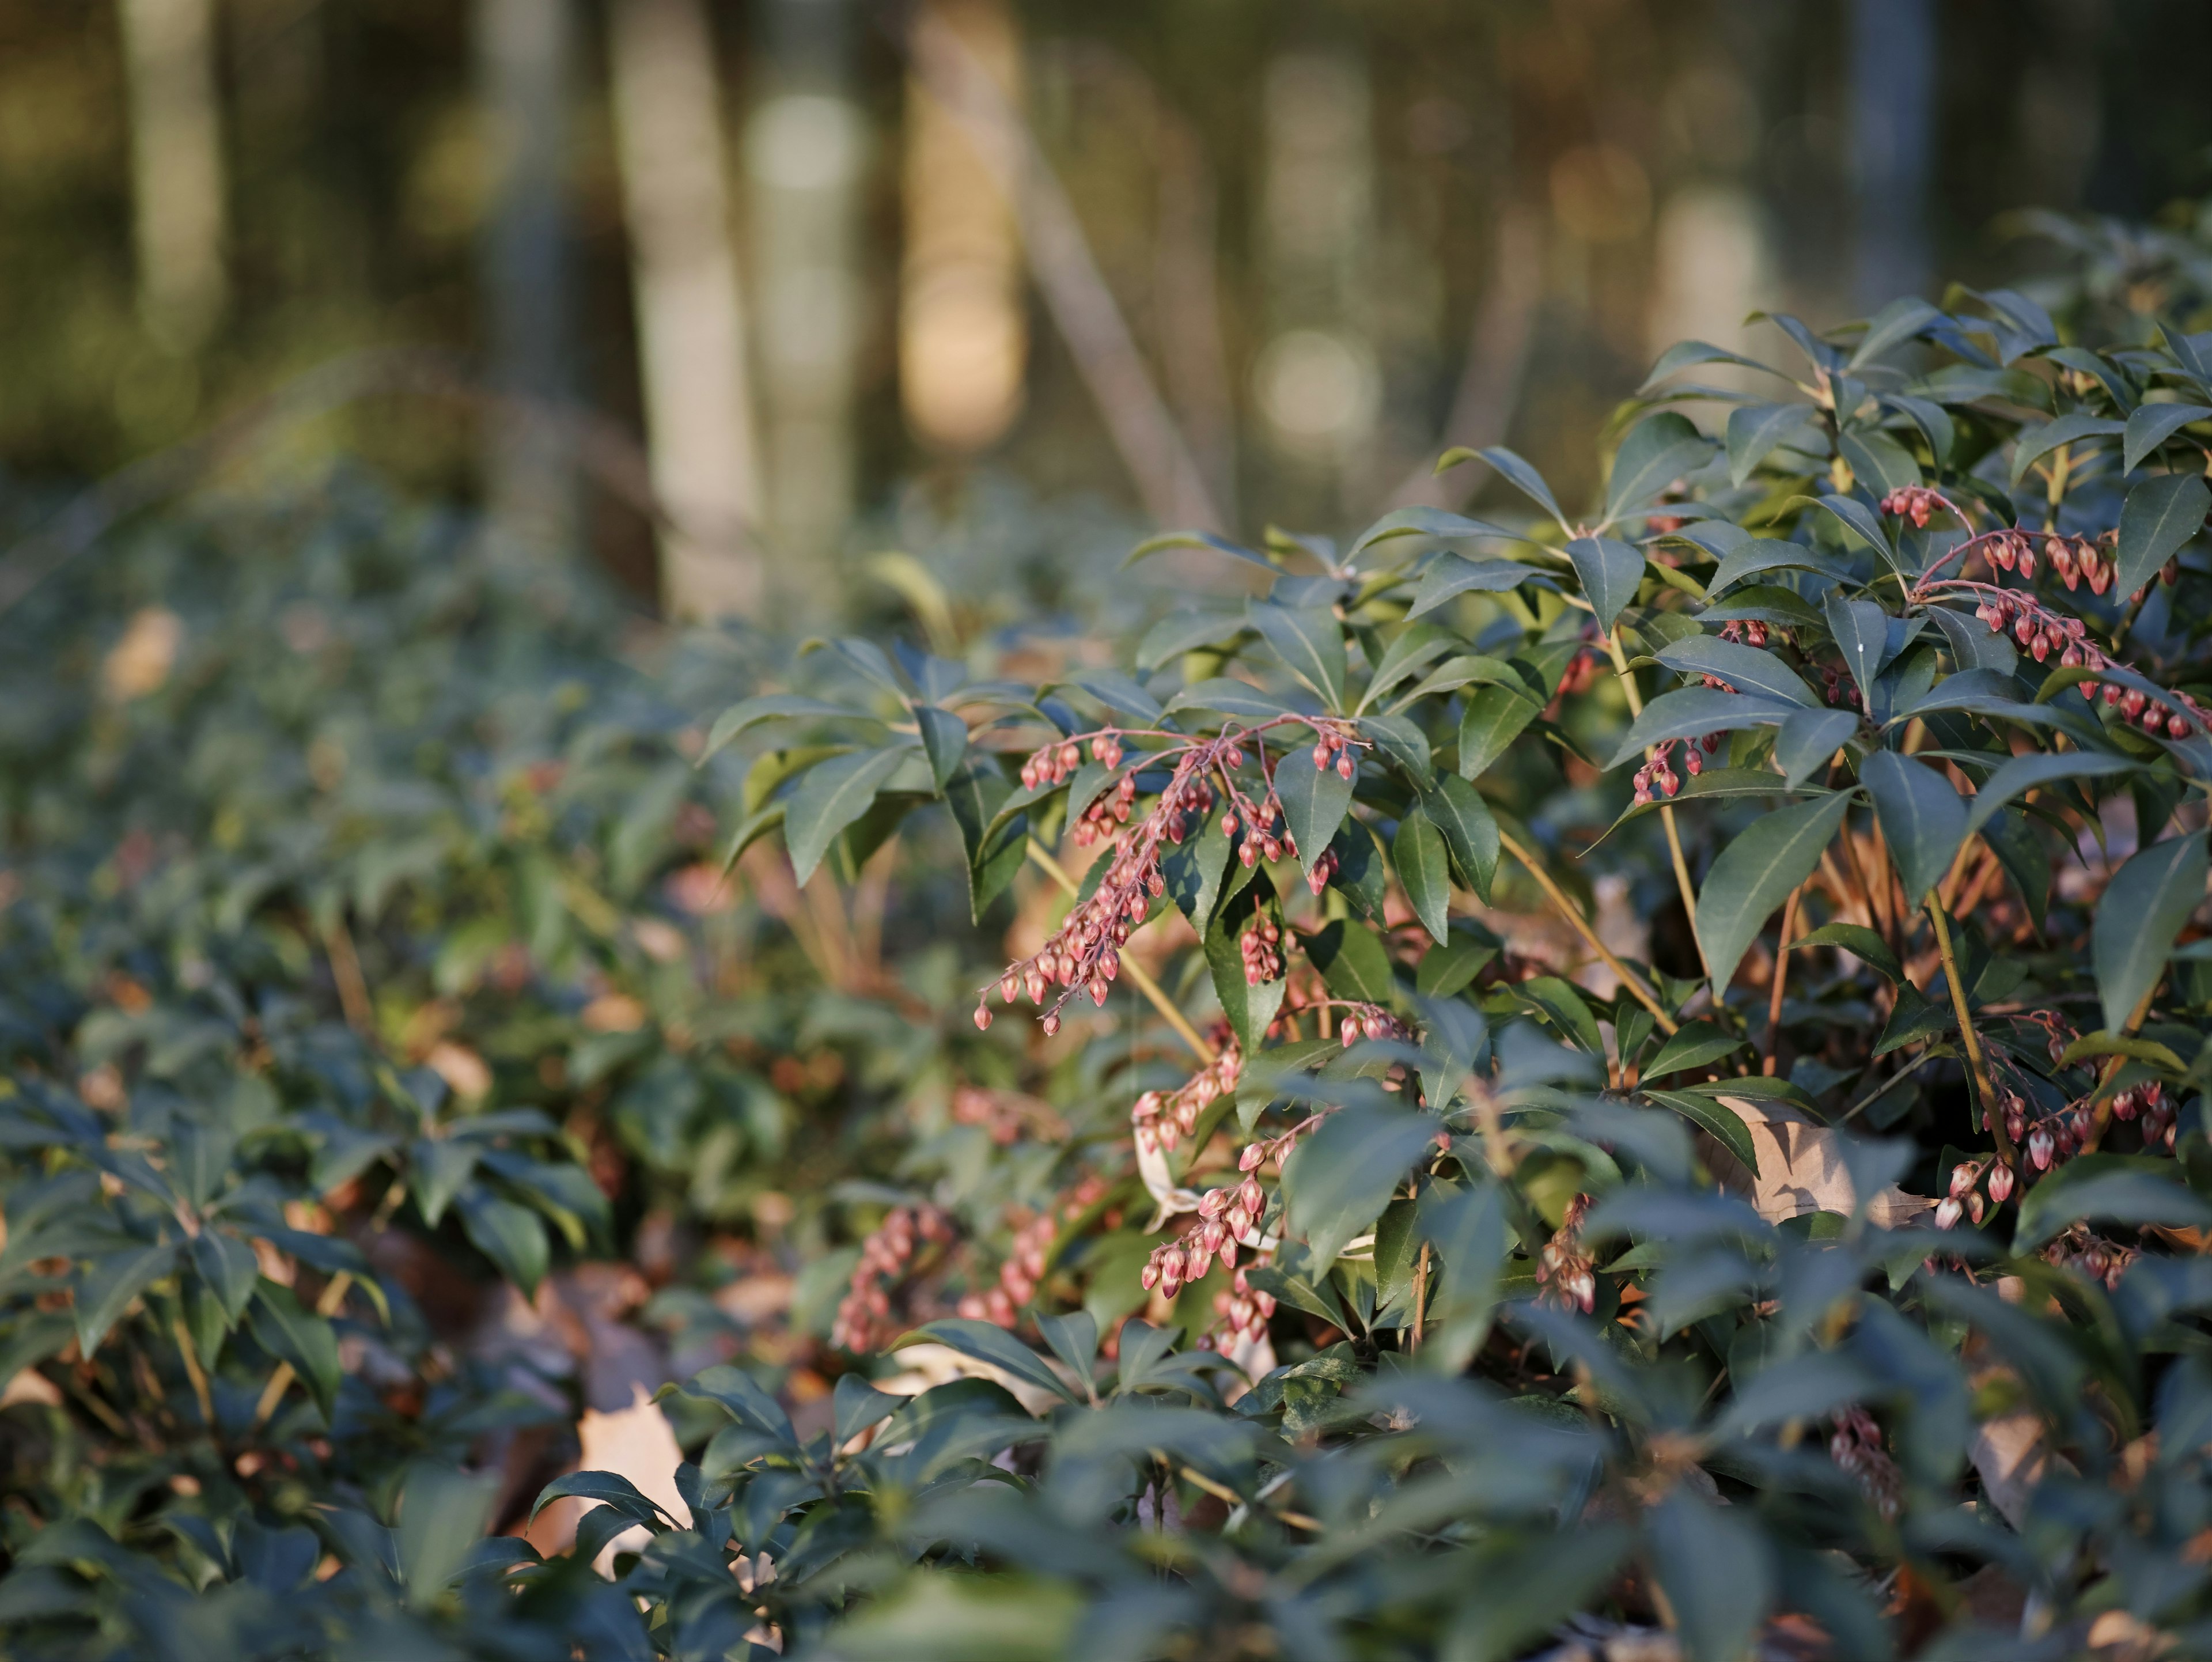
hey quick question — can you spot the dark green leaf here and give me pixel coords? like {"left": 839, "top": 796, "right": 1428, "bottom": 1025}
{"left": 1300, "top": 918, "right": 1397, "bottom": 1005}
{"left": 1393, "top": 806, "right": 1452, "bottom": 943}
{"left": 1774, "top": 709, "right": 1855, "bottom": 788}
{"left": 1247, "top": 601, "right": 1346, "bottom": 711}
{"left": 1161, "top": 678, "right": 1299, "bottom": 722}
{"left": 1607, "top": 687, "right": 1797, "bottom": 767}
{"left": 1642, "top": 1021, "right": 1749, "bottom": 1079}
{"left": 1726, "top": 403, "right": 1819, "bottom": 486}
{"left": 1837, "top": 428, "right": 1922, "bottom": 498}
{"left": 1160, "top": 810, "right": 1233, "bottom": 929}
{"left": 2016, "top": 1157, "right": 2212, "bottom": 1251}
{"left": 1964, "top": 750, "right": 2135, "bottom": 835}
{"left": 786, "top": 746, "right": 915, "bottom": 885}
{"left": 1348, "top": 506, "right": 1529, "bottom": 561}
{"left": 1824, "top": 591, "right": 1889, "bottom": 705}
{"left": 1137, "top": 611, "right": 1245, "bottom": 671}
{"left": 1640, "top": 1089, "right": 1760, "bottom": 1174}
{"left": 900, "top": 1319, "right": 1081, "bottom": 1406}
{"left": 1422, "top": 775, "right": 1500, "bottom": 905}
{"left": 1859, "top": 751, "right": 1965, "bottom": 904}
{"left": 1790, "top": 921, "right": 1903, "bottom": 982}
{"left": 2094, "top": 832, "right": 2207, "bottom": 1032}
{"left": 1125, "top": 528, "right": 1275, "bottom": 571}
{"left": 1206, "top": 880, "right": 1286, "bottom": 1054}
{"left": 1647, "top": 1488, "right": 1775, "bottom": 1662}
{"left": 1415, "top": 930, "right": 1498, "bottom": 998}
{"left": 1696, "top": 789, "right": 1855, "bottom": 992}
{"left": 2010, "top": 411, "right": 2124, "bottom": 487}
{"left": 1847, "top": 296, "right": 1942, "bottom": 368}
{"left": 73, "top": 1244, "right": 175, "bottom": 1356}
{"left": 2124, "top": 403, "right": 2212, "bottom": 472}
{"left": 1605, "top": 413, "right": 1713, "bottom": 522}
{"left": 1655, "top": 637, "right": 1819, "bottom": 706}
{"left": 1282, "top": 1107, "right": 1437, "bottom": 1269}
{"left": 1457, "top": 683, "right": 1541, "bottom": 781}
{"left": 457, "top": 1190, "right": 550, "bottom": 1296}
{"left": 912, "top": 706, "right": 968, "bottom": 791}
{"left": 1404, "top": 554, "right": 1537, "bottom": 619}
{"left": 702, "top": 694, "right": 868, "bottom": 762}
{"left": 1275, "top": 747, "right": 1354, "bottom": 879}
{"left": 251, "top": 1282, "right": 342, "bottom": 1417}
{"left": 1436, "top": 445, "right": 1567, "bottom": 527}
{"left": 2115, "top": 472, "right": 2210, "bottom": 601}
{"left": 1565, "top": 536, "right": 1646, "bottom": 631}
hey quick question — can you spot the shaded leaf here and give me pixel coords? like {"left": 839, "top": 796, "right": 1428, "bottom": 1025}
{"left": 1696, "top": 790, "right": 1855, "bottom": 992}
{"left": 2094, "top": 832, "right": 2207, "bottom": 1032}
{"left": 1393, "top": 805, "right": 1452, "bottom": 943}
{"left": 2115, "top": 472, "right": 2210, "bottom": 601}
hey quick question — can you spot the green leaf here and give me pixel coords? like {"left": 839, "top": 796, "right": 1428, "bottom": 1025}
{"left": 1774, "top": 708, "right": 1855, "bottom": 788}
{"left": 1641, "top": 338, "right": 1778, "bottom": 391}
{"left": 1790, "top": 921, "right": 1903, "bottom": 982}
{"left": 1847, "top": 296, "right": 1942, "bottom": 368}
{"left": 1300, "top": 918, "right": 1397, "bottom": 1005}
{"left": 2010, "top": 411, "right": 2124, "bottom": 487}
{"left": 529, "top": 1469, "right": 677, "bottom": 1527}
{"left": 1727, "top": 403, "right": 1820, "bottom": 487}
{"left": 945, "top": 760, "right": 1026, "bottom": 923}
{"left": 1647, "top": 1489, "right": 1775, "bottom": 1662}
{"left": 786, "top": 746, "right": 914, "bottom": 886}
{"left": 1162, "top": 678, "right": 1299, "bottom": 722}
{"left": 1348, "top": 505, "right": 1529, "bottom": 562}
{"left": 1605, "top": 413, "right": 1713, "bottom": 522}
{"left": 1361, "top": 711, "right": 1433, "bottom": 781}
{"left": 1282, "top": 1107, "right": 1438, "bottom": 1269}
{"left": 2094, "top": 832, "right": 2207, "bottom": 1033}
{"left": 2015, "top": 1156, "right": 2212, "bottom": 1251}
{"left": 899, "top": 1319, "right": 1081, "bottom": 1406}
{"left": 1926, "top": 603, "right": 2018, "bottom": 675}
{"left": 457, "top": 1190, "right": 550, "bottom": 1296}
{"left": 1642, "top": 1020, "right": 1749, "bottom": 1078}
{"left": 397, "top": 1464, "right": 500, "bottom": 1610}
{"left": 681, "top": 1363, "right": 797, "bottom": 1442}
{"left": 702, "top": 694, "right": 869, "bottom": 762}
{"left": 1247, "top": 601, "right": 1346, "bottom": 711}
{"left": 1137, "top": 610, "right": 1245, "bottom": 671}
{"left": 1422, "top": 775, "right": 1500, "bottom": 906}
{"left": 251, "top": 1281, "right": 342, "bottom": 1417}
{"left": 1565, "top": 536, "right": 1646, "bottom": 631}
{"left": 1415, "top": 930, "right": 1498, "bottom": 998}
{"left": 1125, "top": 528, "right": 1275, "bottom": 571}
{"left": 1404, "top": 554, "right": 1536, "bottom": 619}
{"left": 73, "top": 1244, "right": 175, "bottom": 1356}
{"left": 1696, "top": 789, "right": 1855, "bottom": 993}
{"left": 1060, "top": 669, "right": 1165, "bottom": 724}
{"left": 1447, "top": 1527, "right": 1635, "bottom": 1662}
{"left": 1515, "top": 976, "right": 1602, "bottom": 1054}
{"left": 1859, "top": 751, "right": 1965, "bottom": 905}
{"left": 410, "top": 1138, "right": 479, "bottom": 1228}
{"left": 1824, "top": 590, "right": 1889, "bottom": 703}
{"left": 1800, "top": 493, "right": 1889, "bottom": 558}
{"left": 1275, "top": 746, "right": 1354, "bottom": 878}
{"left": 1964, "top": 749, "right": 2135, "bottom": 836}
{"left": 189, "top": 1229, "right": 260, "bottom": 1322}
{"left": 912, "top": 706, "right": 968, "bottom": 790}
{"left": 1837, "top": 428, "right": 1922, "bottom": 499}
{"left": 2115, "top": 472, "right": 2209, "bottom": 600}
{"left": 1654, "top": 636, "right": 1819, "bottom": 706}
{"left": 1358, "top": 623, "right": 1459, "bottom": 711}
{"left": 1437, "top": 445, "right": 1567, "bottom": 527}
{"left": 1326, "top": 819, "right": 1389, "bottom": 921}
{"left": 1457, "top": 683, "right": 1541, "bottom": 781}
{"left": 1607, "top": 687, "right": 1797, "bottom": 767}
{"left": 1035, "top": 1311, "right": 1099, "bottom": 1386}
{"left": 1160, "top": 809, "right": 1233, "bottom": 929}
{"left": 2124, "top": 403, "right": 2212, "bottom": 472}
{"left": 1393, "top": 806, "right": 1452, "bottom": 943}
{"left": 1640, "top": 1089, "right": 1760, "bottom": 1174}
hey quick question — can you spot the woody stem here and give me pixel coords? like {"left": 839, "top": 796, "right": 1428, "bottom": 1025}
{"left": 1498, "top": 828, "right": 1676, "bottom": 1035}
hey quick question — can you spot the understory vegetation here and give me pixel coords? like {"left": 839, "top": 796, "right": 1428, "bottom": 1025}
{"left": 11, "top": 213, "right": 2212, "bottom": 1660}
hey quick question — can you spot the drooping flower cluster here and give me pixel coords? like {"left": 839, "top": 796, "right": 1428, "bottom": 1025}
{"left": 2039, "top": 1221, "right": 2140, "bottom": 1291}
{"left": 1828, "top": 1406, "right": 1904, "bottom": 1520}
{"left": 831, "top": 1203, "right": 955, "bottom": 1353}
{"left": 1632, "top": 740, "right": 1685, "bottom": 804}
{"left": 1715, "top": 618, "right": 1773, "bottom": 649}
{"left": 1335, "top": 1002, "right": 1414, "bottom": 1048}
{"left": 1204, "top": 1266, "right": 1279, "bottom": 1351}
{"left": 1132, "top": 1040, "right": 1243, "bottom": 1157}
{"left": 1071, "top": 771, "right": 1139, "bottom": 849}
{"left": 1878, "top": 484, "right": 1947, "bottom": 529}
{"left": 1934, "top": 1154, "right": 2012, "bottom": 1229}
{"left": 1239, "top": 917, "right": 1284, "bottom": 984}
{"left": 976, "top": 717, "right": 1369, "bottom": 1035}
{"left": 955, "top": 1176, "right": 1115, "bottom": 1328}
{"left": 1535, "top": 1192, "right": 1597, "bottom": 1314}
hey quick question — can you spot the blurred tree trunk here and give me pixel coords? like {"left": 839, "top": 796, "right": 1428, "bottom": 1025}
{"left": 475, "top": 0, "right": 577, "bottom": 548}
{"left": 744, "top": 0, "right": 866, "bottom": 593}
{"left": 118, "top": 0, "right": 228, "bottom": 349}
{"left": 608, "top": 0, "right": 764, "bottom": 620}
{"left": 899, "top": 0, "right": 1027, "bottom": 456}
{"left": 1849, "top": 0, "right": 1936, "bottom": 305}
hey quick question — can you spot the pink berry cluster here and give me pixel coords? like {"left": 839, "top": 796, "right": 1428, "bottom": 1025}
{"left": 1239, "top": 917, "right": 1284, "bottom": 985}
{"left": 1202, "top": 1266, "right": 1279, "bottom": 1351}
{"left": 1335, "top": 1002, "right": 1412, "bottom": 1048}
{"left": 1071, "top": 772, "right": 1140, "bottom": 849}
{"left": 1716, "top": 618, "right": 1772, "bottom": 649}
{"left": 1632, "top": 740, "right": 1686, "bottom": 804}
{"left": 831, "top": 1203, "right": 954, "bottom": 1353}
{"left": 1132, "top": 1040, "right": 1243, "bottom": 1157}
{"left": 1934, "top": 1155, "right": 2014, "bottom": 1229}
{"left": 1828, "top": 1406, "right": 1903, "bottom": 1520}
{"left": 1310, "top": 729, "right": 1359, "bottom": 781}
{"left": 1019, "top": 731, "right": 1123, "bottom": 791}
{"left": 955, "top": 1175, "right": 1111, "bottom": 1328}
{"left": 1878, "top": 486, "right": 1948, "bottom": 529}
{"left": 975, "top": 717, "right": 1368, "bottom": 1036}
{"left": 1535, "top": 1192, "right": 1597, "bottom": 1315}
{"left": 2039, "top": 1221, "right": 2139, "bottom": 1291}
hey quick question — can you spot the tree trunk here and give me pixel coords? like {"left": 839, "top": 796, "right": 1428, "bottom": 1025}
{"left": 118, "top": 0, "right": 228, "bottom": 349}
{"left": 608, "top": 0, "right": 764, "bottom": 619}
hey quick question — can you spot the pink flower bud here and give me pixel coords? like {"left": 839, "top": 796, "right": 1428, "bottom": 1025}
{"left": 1987, "top": 1162, "right": 2014, "bottom": 1204}
{"left": 1935, "top": 1197, "right": 1963, "bottom": 1230}
{"left": 1949, "top": 1162, "right": 1978, "bottom": 1198}
{"left": 974, "top": 1004, "right": 993, "bottom": 1031}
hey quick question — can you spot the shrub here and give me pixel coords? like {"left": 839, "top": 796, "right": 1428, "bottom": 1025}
{"left": 9, "top": 240, "right": 2212, "bottom": 1660}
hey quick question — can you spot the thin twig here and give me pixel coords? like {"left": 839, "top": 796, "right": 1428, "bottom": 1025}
{"left": 1764, "top": 884, "right": 1803, "bottom": 1077}
{"left": 1024, "top": 839, "right": 1215, "bottom": 1065}
{"left": 1602, "top": 629, "right": 1707, "bottom": 971}
{"left": 1497, "top": 829, "right": 1676, "bottom": 1034}
{"left": 1926, "top": 897, "right": 2016, "bottom": 1167}
{"left": 1838, "top": 1050, "right": 1938, "bottom": 1125}
{"left": 1410, "top": 1241, "right": 1431, "bottom": 1356}
{"left": 321, "top": 915, "right": 374, "bottom": 1035}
